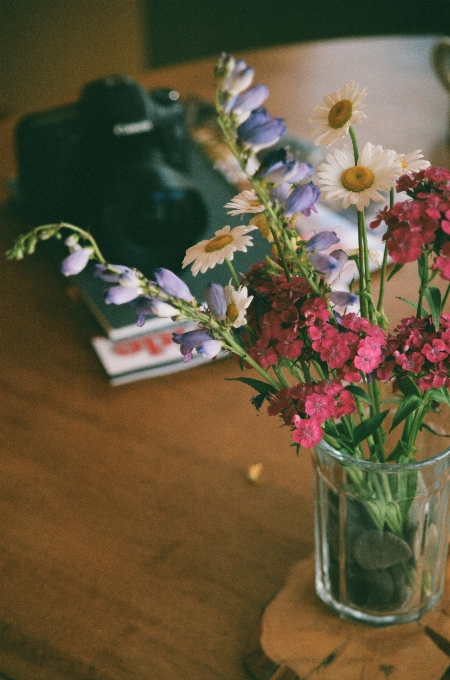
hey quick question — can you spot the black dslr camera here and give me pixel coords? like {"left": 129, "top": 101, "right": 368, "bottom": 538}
{"left": 15, "top": 75, "right": 207, "bottom": 275}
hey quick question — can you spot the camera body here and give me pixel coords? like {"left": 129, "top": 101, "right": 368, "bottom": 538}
{"left": 15, "top": 75, "right": 207, "bottom": 275}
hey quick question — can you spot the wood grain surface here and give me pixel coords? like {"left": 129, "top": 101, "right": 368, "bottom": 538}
{"left": 0, "top": 35, "right": 449, "bottom": 680}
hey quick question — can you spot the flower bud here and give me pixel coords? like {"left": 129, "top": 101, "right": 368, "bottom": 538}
{"left": 154, "top": 268, "right": 194, "bottom": 301}
{"left": 104, "top": 286, "right": 141, "bottom": 305}
{"left": 61, "top": 247, "right": 93, "bottom": 276}
{"left": 203, "top": 283, "right": 227, "bottom": 319}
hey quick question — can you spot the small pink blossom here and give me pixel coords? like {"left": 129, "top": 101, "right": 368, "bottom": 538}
{"left": 319, "top": 336, "right": 350, "bottom": 369}
{"left": 422, "top": 340, "right": 449, "bottom": 363}
{"left": 354, "top": 345, "right": 382, "bottom": 373}
{"left": 304, "top": 393, "right": 334, "bottom": 423}
{"left": 333, "top": 389, "right": 357, "bottom": 417}
{"left": 292, "top": 416, "right": 323, "bottom": 448}
{"left": 394, "top": 351, "right": 425, "bottom": 373}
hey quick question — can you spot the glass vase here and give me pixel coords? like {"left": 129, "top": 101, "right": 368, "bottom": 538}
{"left": 312, "top": 437, "right": 450, "bottom": 626}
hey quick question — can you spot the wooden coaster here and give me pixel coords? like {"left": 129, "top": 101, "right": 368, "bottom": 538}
{"left": 244, "top": 555, "right": 450, "bottom": 680}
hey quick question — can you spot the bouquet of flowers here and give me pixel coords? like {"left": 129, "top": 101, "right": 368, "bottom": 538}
{"left": 8, "top": 53, "right": 450, "bottom": 462}
{"left": 8, "top": 53, "right": 450, "bottom": 622}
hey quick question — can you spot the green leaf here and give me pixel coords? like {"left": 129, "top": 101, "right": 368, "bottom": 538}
{"left": 396, "top": 296, "right": 430, "bottom": 317}
{"left": 396, "top": 296, "right": 418, "bottom": 311}
{"left": 428, "top": 387, "right": 450, "bottom": 406}
{"left": 397, "top": 376, "right": 421, "bottom": 399}
{"left": 390, "top": 395, "right": 422, "bottom": 432}
{"left": 345, "top": 384, "right": 373, "bottom": 405}
{"left": 424, "top": 286, "right": 442, "bottom": 331}
{"left": 353, "top": 410, "right": 389, "bottom": 446}
{"left": 420, "top": 423, "right": 450, "bottom": 438}
{"left": 226, "top": 377, "right": 276, "bottom": 394}
{"left": 388, "top": 263, "right": 403, "bottom": 281}
{"left": 387, "top": 439, "right": 410, "bottom": 462}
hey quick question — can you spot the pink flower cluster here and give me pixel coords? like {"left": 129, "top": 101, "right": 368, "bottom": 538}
{"left": 243, "top": 264, "right": 312, "bottom": 369}
{"left": 371, "top": 167, "right": 450, "bottom": 276}
{"left": 242, "top": 265, "right": 400, "bottom": 446}
{"left": 267, "top": 380, "right": 356, "bottom": 447}
{"left": 381, "top": 314, "right": 450, "bottom": 391}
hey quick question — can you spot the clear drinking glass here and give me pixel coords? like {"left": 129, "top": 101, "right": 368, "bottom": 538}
{"left": 312, "top": 437, "right": 450, "bottom": 626}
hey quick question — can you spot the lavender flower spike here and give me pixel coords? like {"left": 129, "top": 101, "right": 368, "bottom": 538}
{"left": 203, "top": 283, "right": 227, "bottom": 319}
{"left": 154, "top": 268, "right": 194, "bottom": 302}
{"left": 305, "top": 231, "right": 340, "bottom": 252}
{"left": 61, "top": 247, "right": 93, "bottom": 276}
{"left": 284, "top": 182, "right": 320, "bottom": 219}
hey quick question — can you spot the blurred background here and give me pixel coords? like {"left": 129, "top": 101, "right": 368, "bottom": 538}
{"left": 1, "top": 0, "right": 449, "bottom": 116}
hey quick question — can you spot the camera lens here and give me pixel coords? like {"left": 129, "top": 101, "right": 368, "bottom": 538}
{"left": 97, "top": 162, "right": 208, "bottom": 276}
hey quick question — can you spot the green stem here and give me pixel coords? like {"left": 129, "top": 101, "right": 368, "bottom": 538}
{"left": 442, "top": 283, "right": 450, "bottom": 310}
{"left": 220, "top": 329, "right": 283, "bottom": 391}
{"left": 357, "top": 210, "right": 368, "bottom": 318}
{"left": 376, "top": 188, "right": 393, "bottom": 316}
{"left": 359, "top": 210, "right": 375, "bottom": 322}
{"left": 349, "top": 126, "right": 359, "bottom": 164}
{"left": 225, "top": 258, "right": 241, "bottom": 288}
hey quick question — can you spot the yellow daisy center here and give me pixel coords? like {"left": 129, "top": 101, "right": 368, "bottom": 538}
{"left": 328, "top": 99, "right": 353, "bottom": 129}
{"left": 205, "top": 234, "right": 233, "bottom": 252}
{"left": 226, "top": 303, "right": 239, "bottom": 324}
{"left": 341, "top": 165, "right": 374, "bottom": 192}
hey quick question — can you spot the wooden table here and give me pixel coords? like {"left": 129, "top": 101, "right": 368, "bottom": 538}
{"left": 0, "top": 35, "right": 449, "bottom": 680}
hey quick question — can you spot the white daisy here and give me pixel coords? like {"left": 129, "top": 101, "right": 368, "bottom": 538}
{"left": 316, "top": 142, "right": 402, "bottom": 211}
{"left": 224, "top": 189, "right": 265, "bottom": 215}
{"left": 309, "top": 81, "right": 367, "bottom": 148}
{"left": 224, "top": 281, "right": 253, "bottom": 328}
{"left": 394, "top": 150, "right": 430, "bottom": 175}
{"left": 182, "top": 224, "right": 257, "bottom": 276}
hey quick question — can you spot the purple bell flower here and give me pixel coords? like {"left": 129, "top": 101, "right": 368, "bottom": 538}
{"left": 130, "top": 296, "right": 155, "bottom": 326}
{"left": 258, "top": 149, "right": 314, "bottom": 185}
{"left": 329, "top": 291, "right": 359, "bottom": 307}
{"left": 172, "top": 328, "right": 221, "bottom": 363}
{"left": 203, "top": 283, "right": 227, "bottom": 319}
{"left": 237, "top": 108, "right": 286, "bottom": 151}
{"left": 154, "top": 268, "right": 194, "bottom": 302}
{"left": 130, "top": 296, "right": 178, "bottom": 325}
{"left": 270, "top": 182, "right": 290, "bottom": 205}
{"left": 264, "top": 160, "right": 313, "bottom": 185}
{"left": 225, "top": 84, "right": 269, "bottom": 120}
{"left": 309, "top": 252, "right": 340, "bottom": 275}
{"left": 94, "top": 263, "right": 142, "bottom": 283}
{"left": 104, "top": 286, "right": 142, "bottom": 305}
{"left": 284, "top": 182, "right": 320, "bottom": 218}
{"left": 198, "top": 339, "right": 222, "bottom": 358}
{"left": 326, "top": 249, "right": 349, "bottom": 283}
{"left": 305, "top": 230, "right": 340, "bottom": 252}
{"left": 221, "top": 59, "right": 254, "bottom": 95}
{"left": 61, "top": 247, "right": 92, "bottom": 276}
